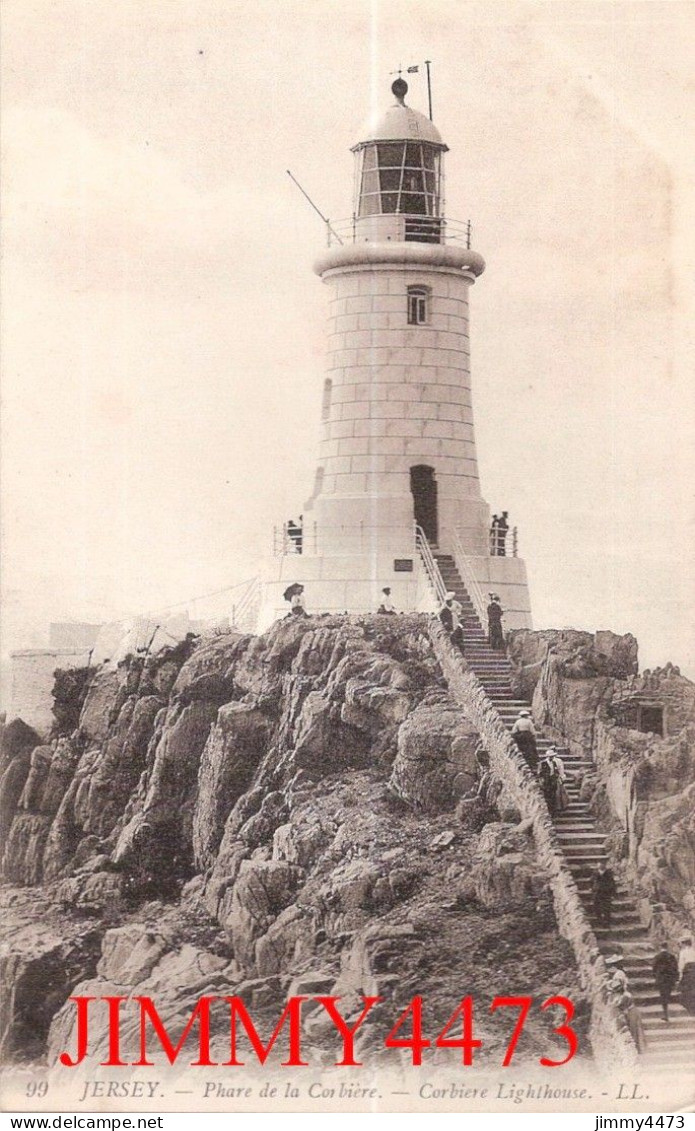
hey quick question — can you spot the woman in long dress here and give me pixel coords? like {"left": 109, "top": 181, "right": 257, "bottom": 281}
{"left": 547, "top": 747, "right": 570, "bottom": 813}
{"left": 619, "top": 992, "right": 648, "bottom": 1052}
{"left": 487, "top": 594, "right": 504, "bottom": 651}
{"left": 678, "top": 937, "right": 695, "bottom": 1015}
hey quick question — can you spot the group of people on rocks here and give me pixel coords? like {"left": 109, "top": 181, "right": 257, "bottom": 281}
{"left": 437, "top": 590, "right": 506, "bottom": 655}
{"left": 439, "top": 591, "right": 466, "bottom": 653}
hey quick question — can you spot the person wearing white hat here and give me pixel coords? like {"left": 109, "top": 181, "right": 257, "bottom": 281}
{"left": 511, "top": 709, "right": 539, "bottom": 771}
{"left": 439, "top": 592, "right": 465, "bottom": 656}
{"left": 605, "top": 954, "right": 629, "bottom": 994}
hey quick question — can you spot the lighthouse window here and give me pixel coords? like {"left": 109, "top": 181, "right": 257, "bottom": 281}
{"left": 407, "top": 286, "right": 429, "bottom": 325}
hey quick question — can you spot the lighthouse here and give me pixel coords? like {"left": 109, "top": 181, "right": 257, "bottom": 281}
{"left": 257, "top": 78, "right": 532, "bottom": 630}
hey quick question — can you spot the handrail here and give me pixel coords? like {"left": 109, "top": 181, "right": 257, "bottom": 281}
{"left": 414, "top": 524, "right": 447, "bottom": 606}
{"left": 231, "top": 576, "right": 261, "bottom": 633}
{"left": 451, "top": 528, "right": 489, "bottom": 630}
{"left": 327, "top": 214, "right": 473, "bottom": 248}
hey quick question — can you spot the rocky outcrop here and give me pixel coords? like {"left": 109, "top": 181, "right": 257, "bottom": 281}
{"left": 428, "top": 622, "right": 640, "bottom": 1068}
{"left": 508, "top": 628, "right": 695, "bottom": 947}
{"left": 389, "top": 697, "right": 479, "bottom": 811}
{"left": 0, "top": 888, "right": 102, "bottom": 1062}
{"left": 2, "top": 615, "right": 591, "bottom": 1069}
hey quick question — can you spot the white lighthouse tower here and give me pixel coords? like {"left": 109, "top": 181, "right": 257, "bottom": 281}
{"left": 258, "top": 77, "right": 532, "bottom": 630}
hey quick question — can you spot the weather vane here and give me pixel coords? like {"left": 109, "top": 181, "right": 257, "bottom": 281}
{"left": 389, "top": 61, "right": 433, "bottom": 119}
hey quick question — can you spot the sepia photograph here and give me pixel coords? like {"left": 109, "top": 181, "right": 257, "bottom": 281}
{"left": 1, "top": 0, "right": 693, "bottom": 1117}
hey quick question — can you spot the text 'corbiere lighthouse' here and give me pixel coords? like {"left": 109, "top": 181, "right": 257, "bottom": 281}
{"left": 258, "top": 78, "right": 533, "bottom": 629}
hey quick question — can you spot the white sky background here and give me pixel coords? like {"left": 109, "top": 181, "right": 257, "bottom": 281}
{"left": 1, "top": 0, "right": 694, "bottom": 693}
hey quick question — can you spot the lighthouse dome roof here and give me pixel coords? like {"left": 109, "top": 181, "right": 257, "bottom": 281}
{"left": 353, "top": 80, "right": 447, "bottom": 150}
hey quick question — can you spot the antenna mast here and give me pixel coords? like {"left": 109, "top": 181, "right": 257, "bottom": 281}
{"left": 286, "top": 170, "right": 343, "bottom": 245}
{"left": 424, "top": 60, "right": 433, "bottom": 120}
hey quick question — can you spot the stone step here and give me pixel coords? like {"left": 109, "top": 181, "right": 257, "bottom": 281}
{"left": 593, "top": 925, "right": 648, "bottom": 939}
{"left": 643, "top": 1014, "right": 695, "bottom": 1029}
{"left": 643, "top": 1042, "right": 695, "bottom": 1054}
{"left": 641, "top": 1025, "right": 695, "bottom": 1043}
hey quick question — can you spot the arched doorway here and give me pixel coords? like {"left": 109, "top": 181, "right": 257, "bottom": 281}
{"left": 410, "top": 465, "right": 438, "bottom": 544}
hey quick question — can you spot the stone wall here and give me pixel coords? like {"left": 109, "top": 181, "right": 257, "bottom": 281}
{"left": 428, "top": 620, "right": 639, "bottom": 1068}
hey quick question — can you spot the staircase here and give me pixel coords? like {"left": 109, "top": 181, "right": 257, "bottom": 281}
{"left": 435, "top": 550, "right": 695, "bottom": 1068}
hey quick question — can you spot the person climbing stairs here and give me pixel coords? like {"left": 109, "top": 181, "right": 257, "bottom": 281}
{"left": 434, "top": 550, "right": 695, "bottom": 1067}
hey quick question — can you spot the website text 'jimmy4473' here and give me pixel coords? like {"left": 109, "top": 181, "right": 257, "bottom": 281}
{"left": 58, "top": 994, "right": 579, "bottom": 1068}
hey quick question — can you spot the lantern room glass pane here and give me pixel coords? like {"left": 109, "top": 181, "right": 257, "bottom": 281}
{"left": 357, "top": 140, "right": 443, "bottom": 220}
{"left": 377, "top": 142, "right": 404, "bottom": 167}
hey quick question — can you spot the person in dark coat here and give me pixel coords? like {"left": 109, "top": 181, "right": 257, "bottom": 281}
{"left": 496, "top": 511, "right": 509, "bottom": 556}
{"left": 592, "top": 862, "right": 617, "bottom": 928}
{"left": 439, "top": 592, "right": 465, "bottom": 655}
{"left": 511, "top": 710, "right": 538, "bottom": 771}
{"left": 652, "top": 943, "right": 679, "bottom": 1021}
{"left": 538, "top": 753, "right": 558, "bottom": 814}
{"left": 487, "top": 593, "right": 504, "bottom": 651}
{"left": 490, "top": 515, "right": 499, "bottom": 555}
{"left": 286, "top": 518, "right": 302, "bottom": 553}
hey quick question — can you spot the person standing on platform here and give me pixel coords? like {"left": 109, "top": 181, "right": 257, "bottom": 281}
{"left": 377, "top": 587, "right": 396, "bottom": 615}
{"left": 592, "top": 861, "right": 617, "bottom": 928}
{"left": 439, "top": 592, "right": 465, "bottom": 655}
{"left": 652, "top": 943, "right": 679, "bottom": 1022}
{"left": 487, "top": 593, "right": 504, "bottom": 651}
{"left": 490, "top": 515, "right": 499, "bottom": 555}
{"left": 511, "top": 710, "right": 538, "bottom": 771}
{"left": 286, "top": 518, "right": 302, "bottom": 553}
{"left": 496, "top": 511, "right": 509, "bottom": 556}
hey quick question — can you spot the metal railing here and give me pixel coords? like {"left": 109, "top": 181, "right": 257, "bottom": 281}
{"left": 414, "top": 524, "right": 448, "bottom": 606}
{"left": 326, "top": 214, "right": 472, "bottom": 248}
{"left": 230, "top": 576, "right": 261, "bottom": 633}
{"left": 452, "top": 528, "right": 489, "bottom": 630}
{"left": 273, "top": 522, "right": 424, "bottom": 558}
{"left": 489, "top": 524, "right": 519, "bottom": 558}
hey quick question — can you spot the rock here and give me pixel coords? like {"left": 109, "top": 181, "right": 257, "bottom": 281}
{"left": 430, "top": 829, "right": 458, "bottom": 849}
{"left": 0, "top": 719, "right": 41, "bottom": 775}
{"left": 18, "top": 746, "right": 53, "bottom": 810}
{"left": 389, "top": 702, "right": 479, "bottom": 811}
{"left": 223, "top": 858, "right": 301, "bottom": 966}
{"left": 193, "top": 702, "right": 270, "bottom": 870}
{"left": 0, "top": 889, "right": 101, "bottom": 1062}
{"left": 97, "top": 926, "right": 169, "bottom": 985}
{"left": 1, "top": 813, "right": 52, "bottom": 884}
{"left": 114, "top": 700, "right": 219, "bottom": 882}
{"left": 470, "top": 823, "right": 547, "bottom": 908}
{"left": 39, "top": 738, "right": 81, "bottom": 815}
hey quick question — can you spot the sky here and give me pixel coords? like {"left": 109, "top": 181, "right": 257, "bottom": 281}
{"left": 1, "top": 0, "right": 694, "bottom": 698}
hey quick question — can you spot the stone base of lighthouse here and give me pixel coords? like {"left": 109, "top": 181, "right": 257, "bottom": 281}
{"left": 256, "top": 544, "right": 532, "bottom": 633}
